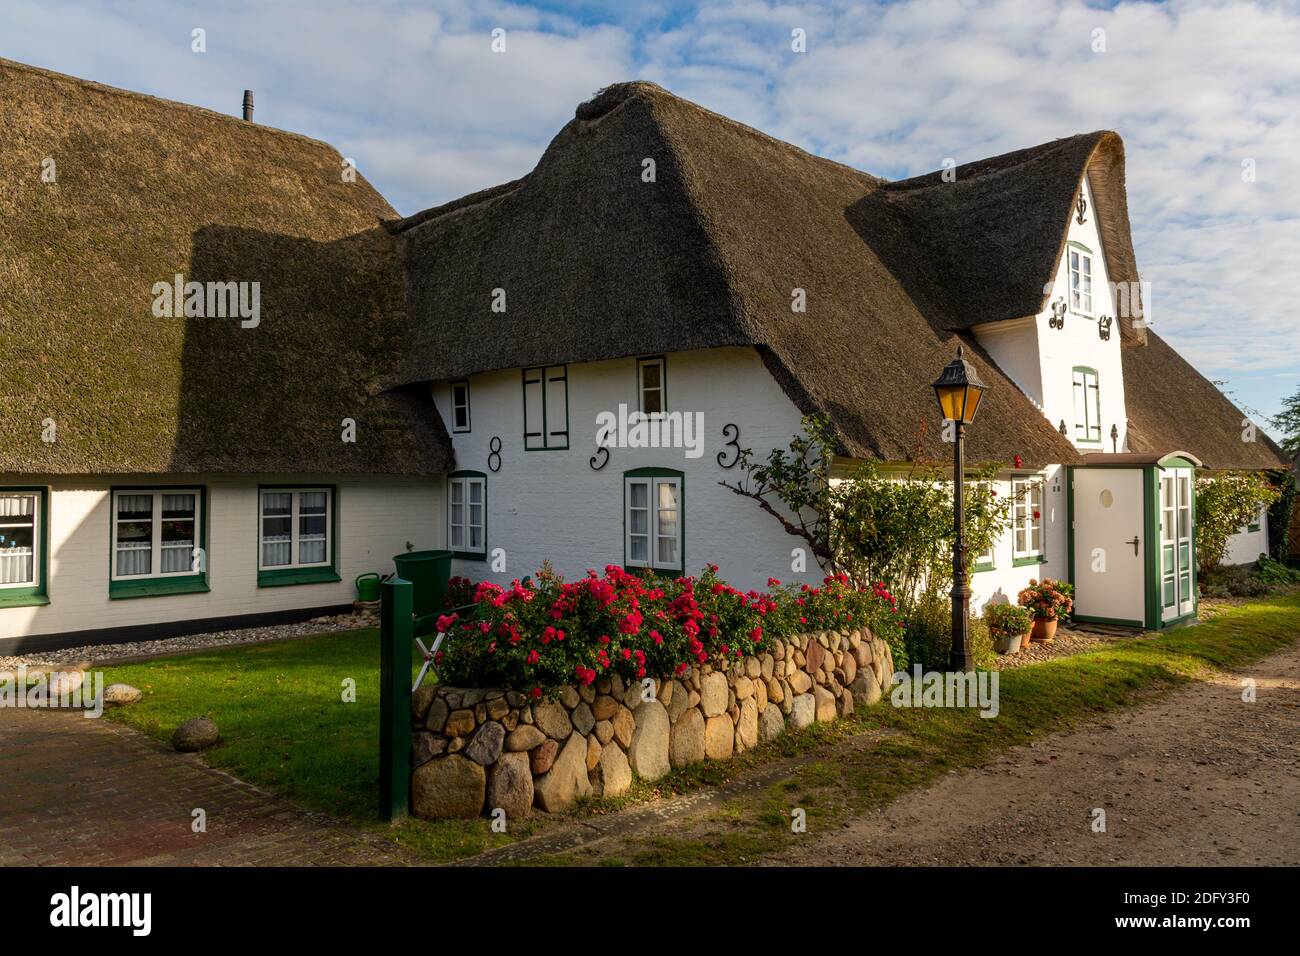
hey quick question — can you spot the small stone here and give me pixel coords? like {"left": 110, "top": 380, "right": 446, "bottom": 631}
{"left": 758, "top": 703, "right": 785, "bottom": 742}
{"left": 445, "top": 708, "right": 475, "bottom": 737}
{"left": 571, "top": 702, "right": 596, "bottom": 736}
{"left": 558, "top": 685, "right": 580, "bottom": 709}
{"left": 612, "top": 706, "right": 636, "bottom": 749}
{"left": 760, "top": 654, "right": 774, "bottom": 680}
{"left": 838, "top": 689, "right": 855, "bottom": 717}
{"left": 486, "top": 697, "right": 509, "bottom": 721}
{"left": 596, "top": 677, "right": 611, "bottom": 695}
{"left": 591, "top": 695, "right": 618, "bottom": 721}
{"left": 599, "top": 743, "right": 633, "bottom": 797}
{"left": 628, "top": 700, "right": 670, "bottom": 781}
{"left": 506, "top": 691, "right": 525, "bottom": 708}
{"left": 594, "top": 719, "right": 614, "bottom": 745}
{"left": 441, "top": 689, "right": 462, "bottom": 710}
{"left": 851, "top": 670, "right": 883, "bottom": 707}
{"left": 447, "top": 736, "right": 465, "bottom": 754}
{"left": 486, "top": 751, "right": 533, "bottom": 820}
{"left": 700, "top": 671, "right": 729, "bottom": 718}
{"left": 813, "top": 686, "right": 836, "bottom": 723}
{"left": 425, "top": 697, "right": 449, "bottom": 732}
{"left": 502, "top": 710, "right": 519, "bottom": 732}
{"left": 533, "top": 734, "right": 592, "bottom": 812}
{"left": 658, "top": 680, "right": 674, "bottom": 708}
{"left": 578, "top": 683, "right": 596, "bottom": 704}
{"left": 790, "top": 693, "right": 815, "bottom": 729}
{"left": 586, "top": 734, "right": 602, "bottom": 771}
{"left": 665, "top": 680, "right": 691, "bottom": 722}
{"left": 773, "top": 641, "right": 785, "bottom": 661}
{"left": 789, "top": 671, "right": 812, "bottom": 695}
{"left": 530, "top": 739, "right": 559, "bottom": 774}
{"left": 505, "top": 725, "right": 546, "bottom": 752}
{"left": 733, "top": 675, "right": 754, "bottom": 700}
{"left": 704, "top": 715, "right": 734, "bottom": 760}
{"left": 101, "top": 683, "right": 141, "bottom": 707}
{"left": 737, "top": 697, "right": 759, "bottom": 749}
{"left": 464, "top": 721, "right": 505, "bottom": 765}
{"left": 853, "top": 643, "right": 872, "bottom": 668}
{"left": 744, "top": 657, "right": 761, "bottom": 679}
{"left": 610, "top": 674, "right": 625, "bottom": 698}
{"left": 474, "top": 702, "right": 487, "bottom": 723}
{"left": 766, "top": 677, "right": 784, "bottom": 704}
{"left": 412, "top": 685, "right": 437, "bottom": 720}
{"left": 172, "top": 717, "right": 219, "bottom": 752}
{"left": 411, "top": 731, "right": 447, "bottom": 768}
{"left": 804, "top": 640, "right": 826, "bottom": 675}
{"left": 754, "top": 678, "right": 768, "bottom": 711}
{"left": 411, "top": 755, "right": 485, "bottom": 820}
{"left": 670, "top": 707, "right": 707, "bottom": 767}
{"left": 531, "top": 700, "right": 573, "bottom": 740}
{"left": 461, "top": 688, "right": 485, "bottom": 707}
{"left": 841, "top": 652, "right": 857, "bottom": 685}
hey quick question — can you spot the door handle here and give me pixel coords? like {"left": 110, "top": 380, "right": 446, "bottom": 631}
{"left": 1127, "top": 536, "right": 1139, "bottom": 556}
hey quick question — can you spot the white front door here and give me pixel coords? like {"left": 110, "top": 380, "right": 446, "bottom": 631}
{"left": 1072, "top": 467, "right": 1145, "bottom": 624}
{"left": 1159, "top": 467, "right": 1195, "bottom": 621}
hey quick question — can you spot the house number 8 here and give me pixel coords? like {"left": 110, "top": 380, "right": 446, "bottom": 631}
{"left": 488, "top": 436, "right": 502, "bottom": 473}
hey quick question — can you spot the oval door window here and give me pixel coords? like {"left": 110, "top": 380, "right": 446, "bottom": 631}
{"left": 1099, "top": 489, "right": 1114, "bottom": 508}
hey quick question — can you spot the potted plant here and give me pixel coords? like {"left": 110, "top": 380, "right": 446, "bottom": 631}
{"left": 1016, "top": 578, "right": 1074, "bottom": 642}
{"left": 985, "top": 603, "right": 1032, "bottom": 654}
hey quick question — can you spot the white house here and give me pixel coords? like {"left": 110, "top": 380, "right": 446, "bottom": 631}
{"left": 1, "top": 63, "right": 1287, "bottom": 652}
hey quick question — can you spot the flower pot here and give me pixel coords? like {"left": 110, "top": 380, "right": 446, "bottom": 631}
{"left": 1030, "top": 617, "right": 1057, "bottom": 643}
{"left": 992, "top": 630, "right": 1022, "bottom": 655}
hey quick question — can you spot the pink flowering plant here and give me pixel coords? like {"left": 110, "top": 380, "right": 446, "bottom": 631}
{"left": 434, "top": 564, "right": 905, "bottom": 696}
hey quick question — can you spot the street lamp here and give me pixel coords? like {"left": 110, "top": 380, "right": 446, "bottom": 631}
{"left": 931, "top": 345, "right": 987, "bottom": 672}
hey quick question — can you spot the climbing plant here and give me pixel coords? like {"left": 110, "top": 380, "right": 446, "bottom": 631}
{"left": 1194, "top": 472, "right": 1279, "bottom": 574}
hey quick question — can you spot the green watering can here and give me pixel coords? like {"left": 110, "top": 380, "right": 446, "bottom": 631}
{"left": 355, "top": 572, "right": 383, "bottom": 603}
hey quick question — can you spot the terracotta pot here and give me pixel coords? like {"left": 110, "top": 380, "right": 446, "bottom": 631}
{"left": 1030, "top": 617, "right": 1057, "bottom": 643}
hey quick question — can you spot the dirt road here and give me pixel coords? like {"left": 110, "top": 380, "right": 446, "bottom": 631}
{"left": 765, "top": 641, "right": 1300, "bottom": 866}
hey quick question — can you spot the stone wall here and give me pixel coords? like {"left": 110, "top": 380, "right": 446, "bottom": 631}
{"left": 409, "top": 627, "right": 896, "bottom": 820}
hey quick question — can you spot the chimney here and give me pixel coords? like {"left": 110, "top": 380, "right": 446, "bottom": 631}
{"left": 242, "top": 90, "right": 254, "bottom": 122}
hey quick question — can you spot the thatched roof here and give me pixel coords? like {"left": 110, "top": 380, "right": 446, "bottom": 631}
{"left": 391, "top": 81, "right": 1089, "bottom": 467}
{"left": 1123, "top": 330, "right": 1287, "bottom": 470}
{"left": 0, "top": 58, "right": 450, "bottom": 476}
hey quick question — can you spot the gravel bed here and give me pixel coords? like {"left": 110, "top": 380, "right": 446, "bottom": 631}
{"left": 0, "top": 606, "right": 379, "bottom": 672}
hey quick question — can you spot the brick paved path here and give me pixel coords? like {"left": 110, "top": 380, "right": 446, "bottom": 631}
{"left": 0, "top": 708, "right": 412, "bottom": 866}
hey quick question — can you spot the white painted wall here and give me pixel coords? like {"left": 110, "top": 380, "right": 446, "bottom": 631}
{"left": 431, "top": 347, "right": 821, "bottom": 593}
{"left": 0, "top": 473, "right": 441, "bottom": 639}
{"left": 973, "top": 175, "right": 1130, "bottom": 455}
{"left": 1224, "top": 512, "right": 1270, "bottom": 566}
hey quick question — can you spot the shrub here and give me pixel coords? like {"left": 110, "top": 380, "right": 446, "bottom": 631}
{"left": 903, "top": 593, "right": 993, "bottom": 672}
{"left": 1017, "top": 578, "right": 1074, "bottom": 621}
{"left": 1266, "top": 469, "right": 1296, "bottom": 562}
{"left": 984, "top": 602, "right": 1033, "bottom": 637}
{"left": 1195, "top": 472, "right": 1279, "bottom": 574}
{"left": 434, "top": 565, "right": 905, "bottom": 694}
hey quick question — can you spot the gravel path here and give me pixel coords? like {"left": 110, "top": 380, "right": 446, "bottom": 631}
{"left": 0, "top": 606, "right": 378, "bottom": 672}
{"left": 764, "top": 638, "right": 1300, "bottom": 866}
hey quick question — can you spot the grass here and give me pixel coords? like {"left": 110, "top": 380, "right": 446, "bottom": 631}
{"left": 100, "top": 594, "right": 1300, "bottom": 866}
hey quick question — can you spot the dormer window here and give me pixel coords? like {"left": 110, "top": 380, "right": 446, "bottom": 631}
{"left": 1069, "top": 244, "right": 1093, "bottom": 314}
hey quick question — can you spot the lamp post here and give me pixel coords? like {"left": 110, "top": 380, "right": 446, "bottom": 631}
{"left": 931, "top": 345, "right": 987, "bottom": 672}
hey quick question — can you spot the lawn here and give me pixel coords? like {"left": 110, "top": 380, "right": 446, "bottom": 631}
{"left": 101, "top": 593, "right": 1300, "bottom": 866}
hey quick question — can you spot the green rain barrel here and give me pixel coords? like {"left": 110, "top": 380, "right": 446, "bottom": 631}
{"left": 391, "top": 550, "right": 453, "bottom": 618}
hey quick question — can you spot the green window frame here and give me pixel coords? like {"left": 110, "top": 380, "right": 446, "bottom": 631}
{"left": 0, "top": 486, "right": 50, "bottom": 608}
{"left": 109, "top": 486, "right": 210, "bottom": 599}
{"left": 522, "top": 365, "right": 569, "bottom": 450}
{"left": 1247, "top": 505, "right": 1263, "bottom": 534}
{"left": 448, "top": 471, "right": 487, "bottom": 560}
{"left": 256, "top": 485, "right": 340, "bottom": 587}
{"left": 637, "top": 355, "right": 667, "bottom": 414}
{"left": 450, "top": 380, "right": 471, "bottom": 433}
{"left": 1011, "top": 477, "right": 1047, "bottom": 566}
{"left": 624, "top": 467, "right": 683, "bottom": 573}
{"left": 971, "top": 481, "right": 996, "bottom": 573}
{"left": 1072, "top": 366, "right": 1102, "bottom": 444}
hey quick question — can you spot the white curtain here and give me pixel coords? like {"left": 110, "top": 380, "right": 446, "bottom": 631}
{"left": 0, "top": 550, "right": 33, "bottom": 585}
{"left": 0, "top": 494, "right": 35, "bottom": 584}
{"left": 116, "top": 542, "right": 152, "bottom": 576}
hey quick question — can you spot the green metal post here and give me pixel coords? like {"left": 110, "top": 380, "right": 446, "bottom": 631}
{"left": 379, "top": 576, "right": 413, "bottom": 822}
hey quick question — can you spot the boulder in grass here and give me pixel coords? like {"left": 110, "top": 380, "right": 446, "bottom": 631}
{"left": 172, "top": 717, "right": 219, "bottom": 752}
{"left": 102, "top": 683, "right": 142, "bottom": 707}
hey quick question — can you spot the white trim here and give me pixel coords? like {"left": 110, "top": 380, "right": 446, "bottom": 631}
{"left": 638, "top": 356, "right": 666, "bottom": 414}
{"left": 258, "top": 487, "right": 332, "bottom": 571}
{"left": 448, "top": 474, "right": 486, "bottom": 556}
{"left": 624, "top": 474, "right": 682, "bottom": 572}
{"left": 1069, "top": 246, "right": 1094, "bottom": 316}
{"left": 1011, "top": 477, "right": 1044, "bottom": 560}
{"left": 450, "top": 380, "right": 471, "bottom": 433}
{"left": 110, "top": 488, "right": 202, "bottom": 581}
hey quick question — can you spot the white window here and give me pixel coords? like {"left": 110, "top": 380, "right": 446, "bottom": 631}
{"left": 0, "top": 492, "right": 40, "bottom": 589}
{"left": 1069, "top": 247, "right": 1093, "bottom": 314}
{"left": 523, "top": 365, "right": 569, "bottom": 450}
{"left": 450, "top": 380, "right": 471, "bottom": 433}
{"left": 972, "top": 481, "right": 995, "bottom": 570}
{"left": 448, "top": 474, "right": 486, "bottom": 557}
{"left": 1012, "top": 477, "right": 1044, "bottom": 561}
{"left": 1072, "top": 367, "right": 1101, "bottom": 443}
{"left": 637, "top": 356, "right": 666, "bottom": 414}
{"left": 625, "top": 472, "right": 682, "bottom": 572}
{"left": 112, "top": 489, "right": 201, "bottom": 579}
{"left": 259, "top": 488, "right": 331, "bottom": 569}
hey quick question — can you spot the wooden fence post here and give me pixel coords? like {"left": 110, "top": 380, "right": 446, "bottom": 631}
{"left": 379, "top": 576, "right": 413, "bottom": 822}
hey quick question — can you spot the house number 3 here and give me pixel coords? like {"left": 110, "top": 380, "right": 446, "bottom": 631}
{"left": 717, "top": 424, "right": 741, "bottom": 468}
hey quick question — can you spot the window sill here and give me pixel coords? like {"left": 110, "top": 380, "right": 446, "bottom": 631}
{"left": 1012, "top": 554, "right": 1048, "bottom": 568}
{"left": 971, "top": 563, "right": 995, "bottom": 574}
{"left": 0, "top": 589, "right": 49, "bottom": 609}
{"left": 110, "top": 576, "right": 209, "bottom": 600}
{"left": 450, "top": 551, "right": 487, "bottom": 562}
{"left": 257, "top": 567, "right": 341, "bottom": 588}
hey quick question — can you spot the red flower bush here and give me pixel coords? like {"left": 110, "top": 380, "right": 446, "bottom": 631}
{"left": 436, "top": 564, "right": 906, "bottom": 692}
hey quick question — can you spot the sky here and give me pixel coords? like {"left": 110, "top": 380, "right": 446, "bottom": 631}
{"left": 2, "top": 0, "right": 1297, "bottom": 436}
